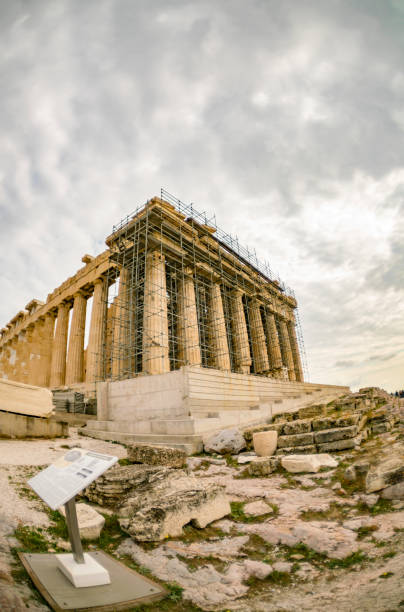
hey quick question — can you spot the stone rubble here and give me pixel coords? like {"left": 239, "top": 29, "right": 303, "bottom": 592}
{"left": 204, "top": 428, "right": 247, "bottom": 454}
{"left": 126, "top": 443, "right": 187, "bottom": 468}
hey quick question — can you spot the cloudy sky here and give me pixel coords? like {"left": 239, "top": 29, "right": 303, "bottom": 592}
{"left": 1, "top": 0, "right": 403, "bottom": 391}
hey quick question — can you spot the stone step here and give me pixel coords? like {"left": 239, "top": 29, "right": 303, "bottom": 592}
{"left": 81, "top": 427, "right": 203, "bottom": 454}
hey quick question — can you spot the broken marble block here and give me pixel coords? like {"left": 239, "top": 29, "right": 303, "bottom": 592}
{"left": 281, "top": 453, "right": 338, "bottom": 473}
{"left": 366, "top": 457, "right": 404, "bottom": 493}
{"left": 118, "top": 470, "right": 230, "bottom": 541}
{"left": 204, "top": 428, "right": 246, "bottom": 454}
{"left": 59, "top": 503, "right": 105, "bottom": 540}
{"left": 253, "top": 430, "right": 278, "bottom": 456}
{"left": 127, "top": 444, "right": 186, "bottom": 468}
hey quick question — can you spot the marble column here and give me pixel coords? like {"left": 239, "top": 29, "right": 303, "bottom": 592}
{"left": 177, "top": 267, "right": 201, "bottom": 367}
{"left": 65, "top": 292, "right": 87, "bottom": 385}
{"left": 28, "top": 322, "right": 42, "bottom": 386}
{"left": 230, "top": 289, "right": 251, "bottom": 374}
{"left": 278, "top": 318, "right": 296, "bottom": 381}
{"left": 287, "top": 319, "right": 304, "bottom": 382}
{"left": 37, "top": 312, "right": 56, "bottom": 387}
{"left": 50, "top": 302, "right": 70, "bottom": 387}
{"left": 264, "top": 311, "right": 283, "bottom": 377}
{"left": 208, "top": 282, "right": 231, "bottom": 371}
{"left": 111, "top": 268, "right": 129, "bottom": 378}
{"left": 86, "top": 277, "right": 108, "bottom": 383}
{"left": 249, "top": 298, "right": 270, "bottom": 373}
{"left": 142, "top": 251, "right": 170, "bottom": 375}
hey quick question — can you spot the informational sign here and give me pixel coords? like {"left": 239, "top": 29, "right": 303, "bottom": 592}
{"left": 28, "top": 448, "right": 118, "bottom": 510}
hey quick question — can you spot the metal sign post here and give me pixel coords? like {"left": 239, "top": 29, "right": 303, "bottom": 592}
{"left": 64, "top": 497, "right": 84, "bottom": 564}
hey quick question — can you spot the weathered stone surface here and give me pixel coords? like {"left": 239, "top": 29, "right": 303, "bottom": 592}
{"left": 85, "top": 464, "right": 172, "bottom": 507}
{"left": 0, "top": 584, "right": 27, "bottom": 611}
{"left": 381, "top": 481, "right": 404, "bottom": 500}
{"left": 312, "top": 413, "right": 360, "bottom": 431}
{"left": 118, "top": 539, "right": 271, "bottom": 609}
{"left": 277, "top": 432, "right": 314, "bottom": 449}
{"left": 276, "top": 444, "right": 316, "bottom": 456}
{"left": 371, "top": 422, "right": 391, "bottom": 434}
{"left": 245, "top": 457, "right": 275, "bottom": 477}
{"left": 118, "top": 469, "right": 230, "bottom": 540}
{"left": 298, "top": 404, "right": 325, "bottom": 419}
{"left": 204, "top": 428, "right": 246, "bottom": 455}
{"left": 316, "top": 437, "right": 358, "bottom": 453}
{"left": 273, "top": 561, "right": 293, "bottom": 573}
{"left": 243, "top": 500, "right": 272, "bottom": 517}
{"left": 127, "top": 444, "right": 186, "bottom": 468}
{"left": 59, "top": 503, "right": 105, "bottom": 540}
{"left": 282, "top": 420, "right": 312, "bottom": 435}
{"left": 314, "top": 425, "right": 358, "bottom": 444}
{"left": 253, "top": 430, "right": 278, "bottom": 456}
{"left": 243, "top": 423, "right": 283, "bottom": 445}
{"left": 281, "top": 454, "right": 338, "bottom": 473}
{"left": 343, "top": 462, "right": 370, "bottom": 485}
{"left": 165, "top": 536, "right": 249, "bottom": 560}
{"left": 366, "top": 457, "right": 404, "bottom": 493}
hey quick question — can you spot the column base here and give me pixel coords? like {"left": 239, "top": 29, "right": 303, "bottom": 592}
{"left": 56, "top": 553, "right": 110, "bottom": 588}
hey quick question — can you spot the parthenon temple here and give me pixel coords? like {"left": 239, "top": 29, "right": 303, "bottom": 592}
{"left": 0, "top": 192, "right": 304, "bottom": 387}
{"left": 0, "top": 191, "right": 346, "bottom": 451}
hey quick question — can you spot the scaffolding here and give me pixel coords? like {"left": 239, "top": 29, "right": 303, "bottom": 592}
{"left": 99, "top": 189, "right": 308, "bottom": 383}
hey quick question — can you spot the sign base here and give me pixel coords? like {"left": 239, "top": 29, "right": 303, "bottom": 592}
{"left": 56, "top": 552, "right": 110, "bottom": 588}
{"left": 18, "top": 550, "right": 166, "bottom": 612}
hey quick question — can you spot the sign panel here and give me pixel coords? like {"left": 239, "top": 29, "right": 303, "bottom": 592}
{"left": 28, "top": 448, "right": 118, "bottom": 510}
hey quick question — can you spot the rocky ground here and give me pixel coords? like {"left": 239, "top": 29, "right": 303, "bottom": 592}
{"left": 0, "top": 388, "right": 403, "bottom": 611}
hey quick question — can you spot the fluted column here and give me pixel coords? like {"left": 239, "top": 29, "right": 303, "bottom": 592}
{"left": 65, "top": 292, "right": 87, "bottom": 385}
{"left": 249, "top": 298, "right": 270, "bottom": 373}
{"left": 142, "top": 251, "right": 170, "bottom": 375}
{"left": 177, "top": 267, "right": 201, "bottom": 367}
{"left": 278, "top": 318, "right": 296, "bottom": 381}
{"left": 28, "top": 322, "right": 42, "bottom": 386}
{"left": 86, "top": 277, "right": 108, "bottom": 383}
{"left": 50, "top": 302, "right": 70, "bottom": 387}
{"left": 264, "top": 311, "right": 283, "bottom": 378}
{"left": 37, "top": 312, "right": 56, "bottom": 387}
{"left": 111, "top": 268, "right": 129, "bottom": 378}
{"left": 287, "top": 319, "right": 304, "bottom": 382}
{"left": 230, "top": 289, "right": 251, "bottom": 374}
{"left": 208, "top": 282, "right": 231, "bottom": 371}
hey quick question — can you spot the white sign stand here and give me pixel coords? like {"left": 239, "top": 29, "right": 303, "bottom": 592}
{"left": 28, "top": 448, "right": 118, "bottom": 588}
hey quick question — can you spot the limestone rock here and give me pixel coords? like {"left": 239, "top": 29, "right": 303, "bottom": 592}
{"left": 314, "top": 425, "right": 358, "bottom": 444}
{"left": 276, "top": 444, "right": 316, "bottom": 455}
{"left": 165, "top": 536, "right": 249, "bottom": 560}
{"left": 273, "top": 561, "right": 292, "bottom": 573}
{"left": 204, "top": 428, "right": 246, "bottom": 455}
{"left": 277, "top": 432, "right": 314, "bottom": 449}
{"left": 253, "top": 430, "right": 278, "bottom": 456}
{"left": 127, "top": 444, "right": 186, "bottom": 468}
{"left": 118, "top": 469, "right": 230, "bottom": 541}
{"left": 312, "top": 413, "right": 360, "bottom": 431}
{"left": 243, "top": 500, "right": 272, "bottom": 517}
{"left": 243, "top": 559, "right": 273, "bottom": 579}
{"left": 298, "top": 404, "right": 325, "bottom": 419}
{"left": 282, "top": 420, "right": 312, "bottom": 435}
{"left": 59, "top": 503, "right": 105, "bottom": 540}
{"left": 245, "top": 457, "right": 275, "bottom": 477}
{"left": 281, "top": 453, "right": 338, "bottom": 473}
{"left": 381, "top": 481, "right": 404, "bottom": 500}
{"left": 343, "top": 462, "right": 370, "bottom": 486}
{"left": 316, "top": 437, "right": 359, "bottom": 452}
{"left": 366, "top": 457, "right": 404, "bottom": 493}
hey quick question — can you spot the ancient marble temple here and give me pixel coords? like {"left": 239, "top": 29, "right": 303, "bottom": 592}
{"left": 0, "top": 193, "right": 305, "bottom": 390}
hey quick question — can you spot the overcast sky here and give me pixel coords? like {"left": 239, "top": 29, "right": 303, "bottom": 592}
{"left": 1, "top": 0, "right": 403, "bottom": 391}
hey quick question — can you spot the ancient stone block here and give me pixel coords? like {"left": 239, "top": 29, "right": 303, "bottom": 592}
{"left": 282, "top": 419, "right": 312, "bottom": 435}
{"left": 59, "top": 503, "right": 105, "bottom": 540}
{"left": 276, "top": 444, "right": 316, "bottom": 455}
{"left": 314, "top": 425, "right": 358, "bottom": 444}
{"left": 312, "top": 413, "right": 360, "bottom": 431}
{"left": 281, "top": 453, "right": 338, "bottom": 473}
{"left": 298, "top": 404, "right": 325, "bottom": 419}
{"left": 381, "top": 482, "right": 404, "bottom": 500}
{"left": 127, "top": 444, "right": 186, "bottom": 468}
{"left": 204, "top": 428, "right": 246, "bottom": 455}
{"left": 253, "top": 430, "right": 278, "bottom": 456}
{"left": 243, "top": 423, "right": 283, "bottom": 445}
{"left": 371, "top": 422, "right": 391, "bottom": 434}
{"left": 245, "top": 457, "right": 275, "bottom": 477}
{"left": 366, "top": 457, "right": 404, "bottom": 493}
{"left": 243, "top": 500, "right": 272, "bottom": 517}
{"left": 277, "top": 432, "right": 314, "bottom": 448}
{"left": 316, "top": 438, "right": 357, "bottom": 452}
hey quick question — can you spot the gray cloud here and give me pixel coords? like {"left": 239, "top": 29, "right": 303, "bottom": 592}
{"left": 0, "top": 0, "right": 403, "bottom": 390}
